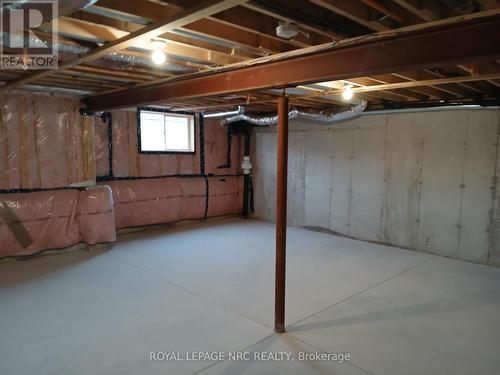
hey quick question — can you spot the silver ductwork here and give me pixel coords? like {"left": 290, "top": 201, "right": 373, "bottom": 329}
{"left": 203, "top": 105, "right": 245, "bottom": 118}
{"left": 0, "top": 33, "right": 193, "bottom": 73}
{"left": 23, "top": 84, "right": 92, "bottom": 95}
{"left": 105, "top": 52, "right": 191, "bottom": 73}
{"left": 58, "top": 0, "right": 99, "bottom": 16}
{"left": 2, "top": 0, "right": 98, "bottom": 17}
{"left": 223, "top": 100, "right": 367, "bottom": 125}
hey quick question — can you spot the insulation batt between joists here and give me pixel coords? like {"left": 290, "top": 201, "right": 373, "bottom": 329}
{"left": 0, "top": 93, "right": 92, "bottom": 190}
{"left": 107, "top": 110, "right": 201, "bottom": 178}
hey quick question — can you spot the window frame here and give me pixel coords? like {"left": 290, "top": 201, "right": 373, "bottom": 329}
{"left": 136, "top": 107, "right": 196, "bottom": 155}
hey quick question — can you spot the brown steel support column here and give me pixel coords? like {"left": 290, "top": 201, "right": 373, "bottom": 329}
{"left": 275, "top": 95, "right": 289, "bottom": 333}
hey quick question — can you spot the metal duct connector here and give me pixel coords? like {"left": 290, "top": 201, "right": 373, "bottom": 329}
{"left": 222, "top": 100, "right": 367, "bottom": 125}
{"left": 203, "top": 105, "right": 245, "bottom": 118}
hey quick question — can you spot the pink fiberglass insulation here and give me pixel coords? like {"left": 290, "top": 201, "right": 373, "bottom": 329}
{"left": 104, "top": 177, "right": 206, "bottom": 229}
{"left": 94, "top": 115, "right": 110, "bottom": 177}
{"left": 204, "top": 118, "right": 243, "bottom": 176}
{"left": 110, "top": 110, "right": 130, "bottom": 177}
{"left": 0, "top": 186, "right": 115, "bottom": 258}
{"left": 0, "top": 94, "right": 22, "bottom": 189}
{"left": 36, "top": 96, "right": 73, "bottom": 188}
{"left": 0, "top": 93, "right": 84, "bottom": 190}
{"left": 110, "top": 111, "right": 201, "bottom": 178}
{"left": 0, "top": 189, "right": 79, "bottom": 257}
{"left": 77, "top": 185, "right": 116, "bottom": 245}
{"left": 207, "top": 176, "right": 244, "bottom": 217}
{"left": 0, "top": 95, "right": 246, "bottom": 256}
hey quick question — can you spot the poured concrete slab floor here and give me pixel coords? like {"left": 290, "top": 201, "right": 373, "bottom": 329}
{"left": 1, "top": 217, "right": 499, "bottom": 375}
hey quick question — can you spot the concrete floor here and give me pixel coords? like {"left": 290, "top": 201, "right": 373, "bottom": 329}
{"left": 1, "top": 217, "right": 499, "bottom": 375}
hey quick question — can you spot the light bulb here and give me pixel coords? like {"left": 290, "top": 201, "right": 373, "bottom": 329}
{"left": 342, "top": 85, "right": 353, "bottom": 100}
{"left": 151, "top": 50, "right": 166, "bottom": 65}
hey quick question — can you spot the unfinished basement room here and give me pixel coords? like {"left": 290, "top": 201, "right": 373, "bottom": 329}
{"left": 1, "top": 1, "right": 500, "bottom": 374}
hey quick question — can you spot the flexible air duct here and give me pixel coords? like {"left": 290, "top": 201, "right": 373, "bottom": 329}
{"left": 222, "top": 100, "right": 367, "bottom": 125}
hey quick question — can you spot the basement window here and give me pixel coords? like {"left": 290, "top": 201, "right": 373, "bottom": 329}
{"left": 137, "top": 108, "right": 195, "bottom": 154}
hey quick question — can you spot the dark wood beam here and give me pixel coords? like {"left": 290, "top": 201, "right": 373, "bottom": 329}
{"left": 249, "top": 0, "right": 370, "bottom": 37}
{"left": 361, "top": 0, "right": 404, "bottom": 23}
{"left": 53, "top": 16, "right": 243, "bottom": 66}
{"left": 310, "top": 0, "right": 389, "bottom": 31}
{"left": 210, "top": 5, "right": 320, "bottom": 47}
{"left": 391, "top": 0, "right": 447, "bottom": 21}
{"left": 346, "top": 77, "right": 428, "bottom": 100}
{"left": 476, "top": 0, "right": 500, "bottom": 10}
{"left": 463, "top": 61, "right": 500, "bottom": 88}
{"left": 242, "top": 1, "right": 345, "bottom": 40}
{"left": 69, "top": 10, "right": 253, "bottom": 59}
{"left": 368, "top": 73, "right": 447, "bottom": 99}
{"left": 332, "top": 73, "right": 500, "bottom": 94}
{"left": 92, "top": 0, "right": 296, "bottom": 54}
{"left": 84, "top": 14, "right": 500, "bottom": 111}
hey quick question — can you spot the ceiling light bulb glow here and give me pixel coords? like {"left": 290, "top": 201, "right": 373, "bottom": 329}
{"left": 151, "top": 49, "right": 166, "bottom": 65}
{"left": 342, "top": 85, "right": 353, "bottom": 100}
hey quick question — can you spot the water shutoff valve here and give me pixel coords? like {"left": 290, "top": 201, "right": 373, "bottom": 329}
{"left": 241, "top": 156, "right": 252, "bottom": 175}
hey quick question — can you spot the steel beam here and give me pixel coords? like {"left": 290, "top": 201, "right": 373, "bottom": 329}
{"left": 84, "top": 15, "right": 500, "bottom": 111}
{"left": 275, "top": 95, "right": 288, "bottom": 333}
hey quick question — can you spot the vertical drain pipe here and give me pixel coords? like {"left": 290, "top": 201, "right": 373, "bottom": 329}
{"left": 275, "top": 95, "right": 289, "bottom": 333}
{"left": 242, "top": 130, "right": 252, "bottom": 219}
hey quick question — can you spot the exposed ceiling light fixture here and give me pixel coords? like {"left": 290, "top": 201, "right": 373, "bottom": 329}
{"left": 276, "top": 21, "right": 300, "bottom": 39}
{"left": 342, "top": 85, "right": 354, "bottom": 100}
{"left": 151, "top": 40, "right": 166, "bottom": 65}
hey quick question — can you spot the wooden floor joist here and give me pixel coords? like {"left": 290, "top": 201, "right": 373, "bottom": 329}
{"left": 0, "top": 0, "right": 498, "bottom": 109}
{"left": 311, "top": 73, "right": 500, "bottom": 97}
{"left": 0, "top": 0, "right": 248, "bottom": 92}
{"left": 84, "top": 13, "right": 500, "bottom": 111}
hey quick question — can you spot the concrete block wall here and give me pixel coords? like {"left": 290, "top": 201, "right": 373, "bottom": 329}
{"left": 251, "top": 108, "right": 500, "bottom": 266}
